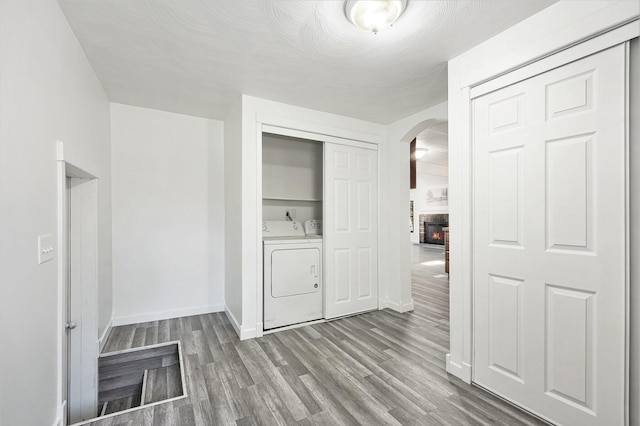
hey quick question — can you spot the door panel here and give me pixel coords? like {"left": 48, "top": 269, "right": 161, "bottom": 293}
{"left": 489, "top": 147, "right": 523, "bottom": 246}
{"left": 334, "top": 179, "right": 350, "bottom": 231}
{"left": 546, "top": 134, "right": 593, "bottom": 252}
{"left": 545, "top": 70, "right": 594, "bottom": 120}
{"left": 488, "top": 274, "right": 523, "bottom": 381}
{"left": 334, "top": 249, "right": 350, "bottom": 303}
{"left": 545, "top": 285, "right": 594, "bottom": 409}
{"left": 473, "top": 45, "right": 626, "bottom": 425}
{"left": 324, "top": 143, "right": 378, "bottom": 319}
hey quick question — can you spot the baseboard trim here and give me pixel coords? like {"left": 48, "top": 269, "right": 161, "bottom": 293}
{"left": 52, "top": 400, "right": 66, "bottom": 426}
{"left": 225, "top": 307, "right": 242, "bottom": 338}
{"left": 446, "top": 353, "right": 472, "bottom": 383}
{"left": 241, "top": 326, "right": 257, "bottom": 340}
{"left": 379, "top": 299, "right": 415, "bottom": 313}
{"left": 98, "top": 314, "right": 114, "bottom": 353}
{"left": 223, "top": 307, "right": 260, "bottom": 340}
{"left": 113, "top": 304, "right": 224, "bottom": 326}
{"left": 379, "top": 299, "right": 393, "bottom": 310}
{"left": 401, "top": 300, "right": 415, "bottom": 312}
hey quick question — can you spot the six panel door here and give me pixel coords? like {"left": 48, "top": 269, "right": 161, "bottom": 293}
{"left": 473, "top": 45, "right": 626, "bottom": 425}
{"left": 324, "top": 143, "right": 378, "bottom": 319}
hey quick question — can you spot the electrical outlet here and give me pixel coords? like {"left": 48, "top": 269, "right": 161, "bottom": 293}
{"left": 285, "top": 209, "right": 297, "bottom": 219}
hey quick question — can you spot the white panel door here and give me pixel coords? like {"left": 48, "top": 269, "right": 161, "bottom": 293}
{"left": 324, "top": 143, "right": 378, "bottom": 319}
{"left": 473, "top": 45, "right": 626, "bottom": 426}
{"left": 68, "top": 177, "right": 99, "bottom": 423}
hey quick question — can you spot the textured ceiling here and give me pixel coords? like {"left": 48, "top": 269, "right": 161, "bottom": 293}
{"left": 58, "top": 0, "right": 557, "bottom": 124}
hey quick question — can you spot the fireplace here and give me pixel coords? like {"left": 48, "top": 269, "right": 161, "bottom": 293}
{"left": 419, "top": 214, "right": 448, "bottom": 244}
{"left": 424, "top": 222, "right": 446, "bottom": 245}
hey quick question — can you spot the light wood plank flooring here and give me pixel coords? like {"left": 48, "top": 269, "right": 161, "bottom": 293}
{"left": 88, "top": 244, "right": 544, "bottom": 425}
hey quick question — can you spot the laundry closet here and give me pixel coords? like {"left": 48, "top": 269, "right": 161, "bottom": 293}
{"left": 261, "top": 132, "right": 379, "bottom": 331}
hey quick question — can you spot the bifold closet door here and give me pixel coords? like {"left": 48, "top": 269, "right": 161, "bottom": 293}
{"left": 324, "top": 143, "right": 378, "bottom": 319}
{"left": 473, "top": 44, "right": 626, "bottom": 425}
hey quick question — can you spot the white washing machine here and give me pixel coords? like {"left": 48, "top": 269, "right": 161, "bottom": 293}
{"left": 263, "top": 221, "right": 322, "bottom": 330}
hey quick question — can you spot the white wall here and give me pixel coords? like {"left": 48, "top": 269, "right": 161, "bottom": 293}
{"left": 262, "top": 134, "right": 323, "bottom": 224}
{"left": 0, "top": 1, "right": 111, "bottom": 425}
{"left": 262, "top": 134, "right": 323, "bottom": 201}
{"left": 111, "top": 103, "right": 224, "bottom": 324}
{"left": 262, "top": 200, "right": 322, "bottom": 224}
{"left": 416, "top": 170, "right": 448, "bottom": 212}
{"left": 224, "top": 98, "right": 243, "bottom": 332}
{"left": 446, "top": 0, "right": 639, "bottom": 400}
{"left": 208, "top": 117, "right": 226, "bottom": 329}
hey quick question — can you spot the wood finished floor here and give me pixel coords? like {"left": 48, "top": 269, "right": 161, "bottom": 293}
{"left": 89, "top": 245, "right": 545, "bottom": 426}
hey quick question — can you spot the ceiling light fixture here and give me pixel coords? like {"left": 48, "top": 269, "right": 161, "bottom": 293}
{"left": 345, "top": 0, "right": 408, "bottom": 34}
{"left": 415, "top": 148, "right": 428, "bottom": 159}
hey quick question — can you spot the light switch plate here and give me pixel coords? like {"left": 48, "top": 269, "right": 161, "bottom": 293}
{"left": 38, "top": 234, "right": 54, "bottom": 264}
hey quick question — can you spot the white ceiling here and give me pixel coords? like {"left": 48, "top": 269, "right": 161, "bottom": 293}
{"left": 58, "top": 0, "right": 557, "bottom": 124}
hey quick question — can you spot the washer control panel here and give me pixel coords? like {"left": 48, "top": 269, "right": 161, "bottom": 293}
{"left": 304, "top": 220, "right": 322, "bottom": 236}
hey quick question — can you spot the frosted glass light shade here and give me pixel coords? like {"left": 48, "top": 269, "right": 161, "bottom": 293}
{"left": 345, "top": 0, "right": 407, "bottom": 34}
{"left": 415, "top": 148, "right": 427, "bottom": 159}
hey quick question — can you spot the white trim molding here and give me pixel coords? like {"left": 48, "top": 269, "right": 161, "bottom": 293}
{"left": 401, "top": 300, "right": 415, "bottom": 312}
{"left": 225, "top": 306, "right": 242, "bottom": 337}
{"left": 257, "top": 114, "right": 384, "bottom": 146}
{"left": 445, "top": 354, "right": 472, "bottom": 383}
{"left": 113, "top": 304, "right": 224, "bottom": 326}
{"left": 379, "top": 299, "right": 415, "bottom": 313}
{"left": 627, "top": 37, "right": 640, "bottom": 426}
{"left": 378, "top": 299, "right": 394, "bottom": 310}
{"left": 98, "top": 314, "right": 114, "bottom": 353}
{"left": 240, "top": 326, "right": 257, "bottom": 341}
{"left": 52, "top": 400, "right": 66, "bottom": 426}
{"left": 224, "top": 307, "right": 258, "bottom": 340}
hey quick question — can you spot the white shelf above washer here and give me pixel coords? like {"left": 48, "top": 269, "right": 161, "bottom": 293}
{"left": 262, "top": 197, "right": 322, "bottom": 202}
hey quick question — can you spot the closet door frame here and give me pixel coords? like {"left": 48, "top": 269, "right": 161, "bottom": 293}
{"left": 255, "top": 122, "right": 381, "bottom": 337}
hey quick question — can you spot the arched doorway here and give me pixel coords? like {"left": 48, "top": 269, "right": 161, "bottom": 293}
{"left": 397, "top": 115, "right": 451, "bottom": 350}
